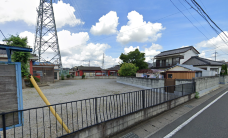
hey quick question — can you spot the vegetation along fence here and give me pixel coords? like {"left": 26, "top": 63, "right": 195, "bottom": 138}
{"left": 0, "top": 82, "right": 195, "bottom": 138}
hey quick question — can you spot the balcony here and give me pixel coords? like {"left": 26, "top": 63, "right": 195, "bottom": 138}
{"left": 150, "top": 61, "right": 180, "bottom": 69}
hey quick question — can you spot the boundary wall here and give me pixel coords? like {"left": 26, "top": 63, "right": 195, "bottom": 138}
{"left": 117, "top": 76, "right": 164, "bottom": 89}
{"left": 176, "top": 76, "right": 220, "bottom": 97}
{"left": 64, "top": 93, "right": 195, "bottom": 138}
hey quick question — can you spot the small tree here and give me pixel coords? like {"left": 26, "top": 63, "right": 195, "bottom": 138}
{"left": 119, "top": 49, "right": 148, "bottom": 70}
{"left": 220, "top": 64, "right": 228, "bottom": 75}
{"left": 118, "top": 63, "right": 138, "bottom": 76}
{"left": 4, "top": 35, "right": 30, "bottom": 77}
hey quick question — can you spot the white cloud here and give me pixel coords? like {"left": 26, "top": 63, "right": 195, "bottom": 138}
{"left": 144, "top": 43, "right": 162, "bottom": 62}
{"left": 196, "top": 31, "right": 228, "bottom": 52}
{"left": 124, "top": 46, "right": 140, "bottom": 54}
{"left": 19, "top": 31, "right": 35, "bottom": 47}
{"left": 90, "top": 11, "right": 119, "bottom": 35}
{"left": 19, "top": 30, "right": 119, "bottom": 68}
{"left": 196, "top": 31, "right": 228, "bottom": 61}
{"left": 116, "top": 11, "right": 165, "bottom": 45}
{"left": 122, "top": 43, "right": 162, "bottom": 62}
{"left": 0, "top": 0, "right": 83, "bottom": 28}
{"left": 199, "top": 51, "right": 206, "bottom": 58}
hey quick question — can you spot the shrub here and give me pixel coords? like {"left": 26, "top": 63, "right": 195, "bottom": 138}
{"left": 61, "top": 74, "right": 65, "bottom": 80}
{"left": 118, "top": 63, "right": 138, "bottom": 76}
{"left": 195, "top": 92, "right": 199, "bottom": 99}
{"left": 66, "top": 74, "right": 71, "bottom": 78}
{"left": 82, "top": 74, "right": 85, "bottom": 79}
{"left": 71, "top": 74, "right": 75, "bottom": 78}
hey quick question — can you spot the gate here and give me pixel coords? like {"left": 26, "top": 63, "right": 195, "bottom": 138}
{"left": 165, "top": 79, "right": 175, "bottom": 93}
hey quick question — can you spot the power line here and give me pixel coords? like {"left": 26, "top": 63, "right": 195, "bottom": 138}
{"left": 184, "top": 0, "right": 228, "bottom": 45}
{"left": 0, "top": 30, "right": 6, "bottom": 40}
{"left": 170, "top": 0, "right": 228, "bottom": 57}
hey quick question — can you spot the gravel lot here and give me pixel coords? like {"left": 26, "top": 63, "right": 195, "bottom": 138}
{"left": 23, "top": 79, "right": 142, "bottom": 109}
{"left": 4, "top": 79, "right": 143, "bottom": 138}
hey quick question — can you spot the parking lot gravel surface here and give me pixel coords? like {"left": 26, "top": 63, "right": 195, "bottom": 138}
{"left": 23, "top": 79, "right": 142, "bottom": 109}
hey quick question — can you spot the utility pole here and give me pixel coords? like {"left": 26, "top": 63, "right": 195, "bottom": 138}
{"left": 102, "top": 53, "right": 104, "bottom": 69}
{"left": 89, "top": 60, "right": 90, "bottom": 66}
{"left": 214, "top": 51, "right": 218, "bottom": 61}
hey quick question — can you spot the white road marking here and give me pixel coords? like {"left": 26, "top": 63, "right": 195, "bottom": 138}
{"left": 163, "top": 91, "right": 228, "bottom": 138}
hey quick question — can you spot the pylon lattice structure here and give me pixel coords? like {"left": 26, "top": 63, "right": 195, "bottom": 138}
{"left": 34, "top": 0, "right": 62, "bottom": 69}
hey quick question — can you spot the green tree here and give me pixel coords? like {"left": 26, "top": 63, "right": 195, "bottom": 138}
{"left": 4, "top": 35, "right": 30, "bottom": 77}
{"left": 119, "top": 49, "right": 148, "bottom": 70}
{"left": 118, "top": 63, "right": 138, "bottom": 76}
{"left": 220, "top": 64, "right": 228, "bottom": 75}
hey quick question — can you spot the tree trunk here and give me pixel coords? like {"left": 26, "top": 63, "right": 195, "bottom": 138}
{"left": 22, "top": 77, "right": 26, "bottom": 89}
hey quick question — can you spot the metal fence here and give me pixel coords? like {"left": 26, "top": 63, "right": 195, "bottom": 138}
{"left": 0, "top": 82, "right": 195, "bottom": 138}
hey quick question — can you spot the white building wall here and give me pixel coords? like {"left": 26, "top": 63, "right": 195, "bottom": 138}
{"left": 180, "top": 50, "right": 198, "bottom": 64}
{"left": 196, "top": 66, "right": 221, "bottom": 74}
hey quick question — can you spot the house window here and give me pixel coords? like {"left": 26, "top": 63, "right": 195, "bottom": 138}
{"left": 168, "top": 74, "right": 172, "bottom": 78}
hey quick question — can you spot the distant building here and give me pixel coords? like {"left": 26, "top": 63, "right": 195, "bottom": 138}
{"left": 106, "top": 65, "right": 120, "bottom": 76}
{"left": 74, "top": 66, "right": 103, "bottom": 76}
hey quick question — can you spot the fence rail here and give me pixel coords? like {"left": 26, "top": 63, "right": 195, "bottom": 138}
{"left": 0, "top": 82, "right": 195, "bottom": 138}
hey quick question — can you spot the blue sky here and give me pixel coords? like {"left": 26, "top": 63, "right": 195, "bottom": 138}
{"left": 0, "top": 0, "right": 227, "bottom": 68}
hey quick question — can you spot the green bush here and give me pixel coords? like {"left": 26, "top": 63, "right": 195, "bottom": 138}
{"left": 66, "top": 74, "right": 71, "bottom": 78}
{"left": 27, "top": 76, "right": 40, "bottom": 87}
{"left": 118, "top": 63, "right": 138, "bottom": 76}
{"left": 61, "top": 74, "right": 65, "bottom": 80}
{"left": 195, "top": 92, "right": 199, "bottom": 99}
{"left": 82, "top": 74, "right": 85, "bottom": 79}
{"left": 71, "top": 74, "right": 75, "bottom": 78}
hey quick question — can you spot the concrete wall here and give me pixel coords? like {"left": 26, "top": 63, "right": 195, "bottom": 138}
{"left": 64, "top": 93, "right": 195, "bottom": 138}
{"left": 176, "top": 76, "right": 220, "bottom": 97}
{"left": 75, "top": 76, "right": 117, "bottom": 79}
{"left": 117, "top": 76, "right": 164, "bottom": 89}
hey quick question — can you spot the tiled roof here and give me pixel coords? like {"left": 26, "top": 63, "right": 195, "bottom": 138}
{"left": 33, "top": 62, "right": 55, "bottom": 66}
{"left": 107, "top": 65, "right": 120, "bottom": 70}
{"left": 155, "top": 46, "right": 200, "bottom": 57}
{"left": 165, "top": 64, "right": 204, "bottom": 71}
{"left": 183, "top": 56, "right": 224, "bottom": 66}
{"left": 78, "top": 66, "right": 102, "bottom": 71}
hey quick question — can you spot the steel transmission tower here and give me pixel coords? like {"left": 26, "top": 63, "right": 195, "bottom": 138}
{"left": 34, "top": 0, "right": 62, "bottom": 69}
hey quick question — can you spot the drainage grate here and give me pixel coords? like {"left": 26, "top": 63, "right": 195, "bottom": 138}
{"left": 120, "top": 132, "right": 140, "bottom": 138}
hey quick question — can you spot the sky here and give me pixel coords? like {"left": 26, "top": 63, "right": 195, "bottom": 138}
{"left": 0, "top": 0, "right": 228, "bottom": 68}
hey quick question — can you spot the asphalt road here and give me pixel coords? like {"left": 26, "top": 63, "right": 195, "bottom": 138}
{"left": 149, "top": 88, "right": 228, "bottom": 138}
{"left": 172, "top": 92, "right": 228, "bottom": 138}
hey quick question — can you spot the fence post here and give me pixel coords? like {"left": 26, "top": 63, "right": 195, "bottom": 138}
{"left": 95, "top": 98, "right": 98, "bottom": 123}
{"left": 2, "top": 113, "right": 6, "bottom": 138}
{"left": 192, "top": 78, "right": 195, "bottom": 93}
{"left": 142, "top": 90, "right": 145, "bottom": 109}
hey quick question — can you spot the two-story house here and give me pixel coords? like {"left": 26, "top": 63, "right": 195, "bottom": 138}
{"left": 151, "top": 46, "right": 200, "bottom": 69}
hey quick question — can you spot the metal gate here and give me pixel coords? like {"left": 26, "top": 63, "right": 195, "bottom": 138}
{"left": 33, "top": 67, "right": 54, "bottom": 83}
{"left": 164, "top": 79, "right": 175, "bottom": 93}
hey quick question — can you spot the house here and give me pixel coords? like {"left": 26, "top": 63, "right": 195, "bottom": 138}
{"left": 106, "top": 65, "right": 120, "bottom": 76}
{"left": 151, "top": 46, "right": 200, "bottom": 69}
{"left": 32, "top": 62, "right": 55, "bottom": 83}
{"left": 165, "top": 64, "right": 216, "bottom": 79}
{"left": 74, "top": 66, "right": 103, "bottom": 76}
{"left": 182, "top": 56, "right": 225, "bottom": 74}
